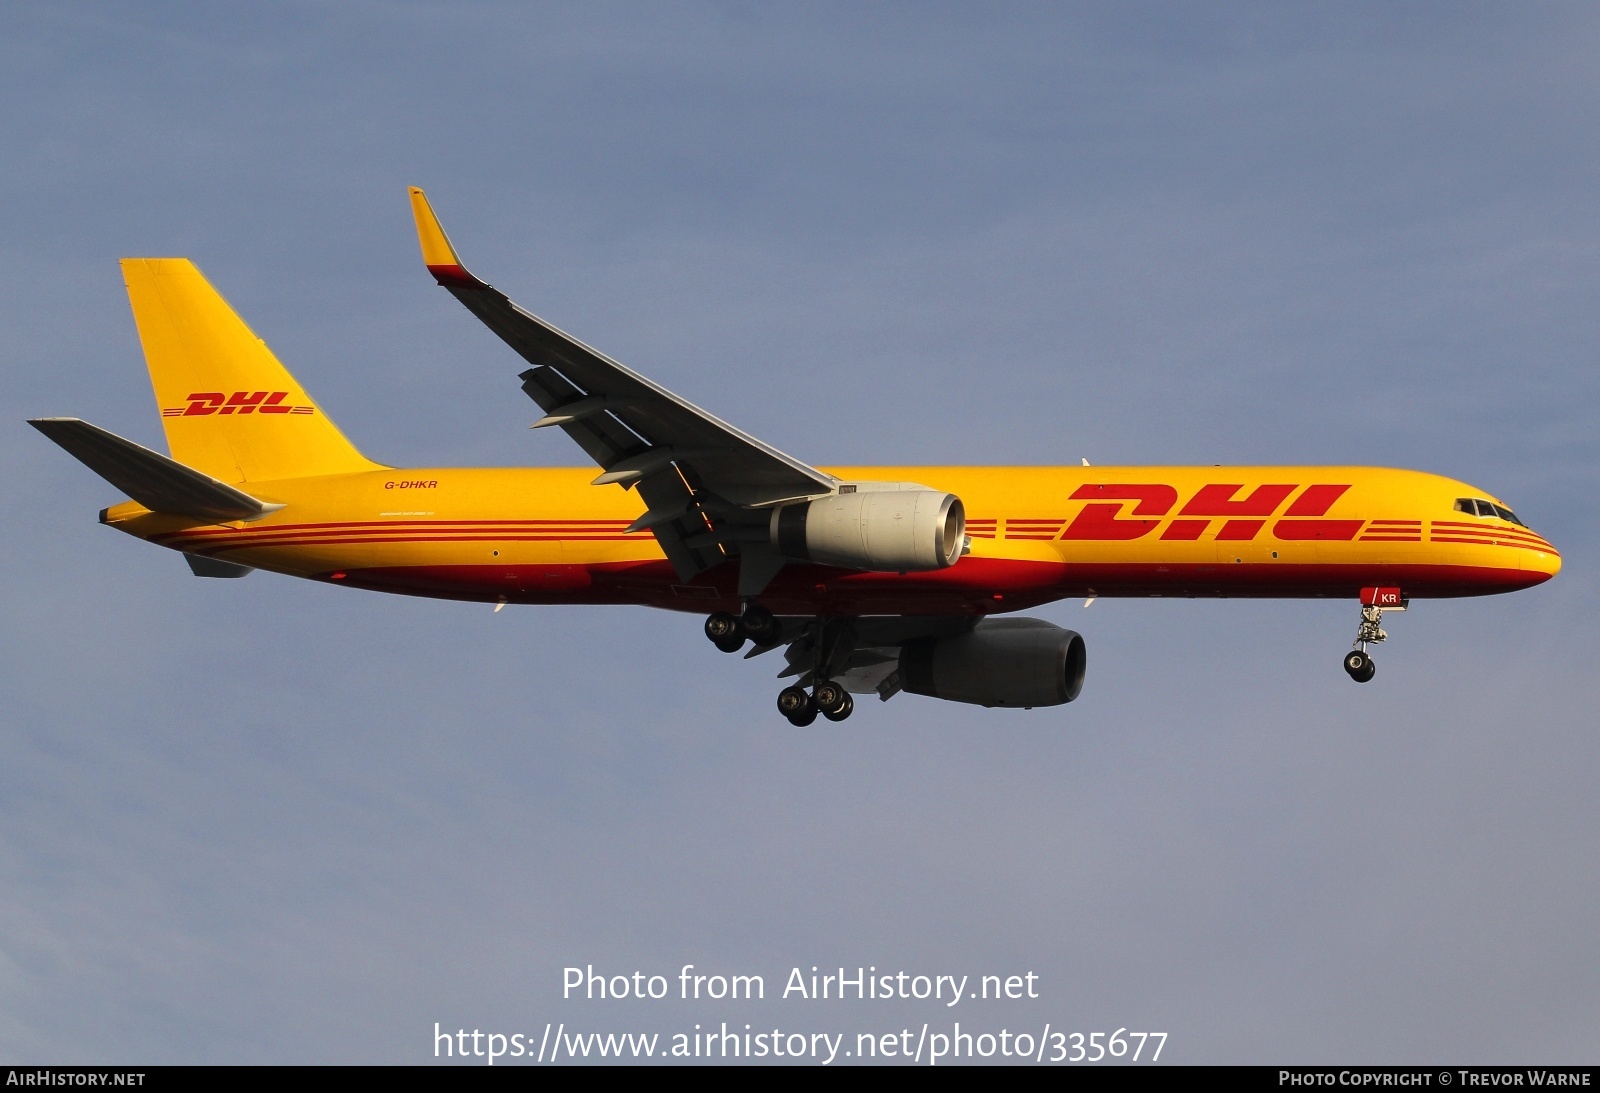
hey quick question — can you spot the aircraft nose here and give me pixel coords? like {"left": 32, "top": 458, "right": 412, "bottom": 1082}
{"left": 1522, "top": 534, "right": 1562, "bottom": 583}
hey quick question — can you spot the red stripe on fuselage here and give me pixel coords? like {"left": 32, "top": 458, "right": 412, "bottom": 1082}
{"left": 307, "top": 556, "right": 1551, "bottom": 615}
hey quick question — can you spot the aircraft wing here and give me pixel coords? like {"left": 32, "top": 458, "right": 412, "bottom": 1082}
{"left": 408, "top": 188, "right": 837, "bottom": 532}
{"left": 408, "top": 187, "right": 840, "bottom": 586}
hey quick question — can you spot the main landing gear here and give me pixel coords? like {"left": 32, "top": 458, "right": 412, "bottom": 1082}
{"left": 704, "top": 608, "right": 857, "bottom": 725}
{"left": 776, "top": 681, "right": 853, "bottom": 726}
{"left": 1343, "top": 586, "right": 1405, "bottom": 683}
{"left": 775, "top": 626, "right": 855, "bottom": 725}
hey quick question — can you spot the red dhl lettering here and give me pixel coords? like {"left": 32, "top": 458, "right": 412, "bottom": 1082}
{"left": 1284, "top": 484, "right": 1349, "bottom": 516}
{"left": 1160, "top": 519, "right": 1208, "bottom": 541}
{"left": 1179, "top": 483, "right": 1297, "bottom": 516}
{"left": 1061, "top": 484, "right": 1176, "bottom": 540}
{"left": 1037, "top": 483, "right": 1360, "bottom": 542}
{"left": 1216, "top": 519, "right": 1266, "bottom": 540}
{"left": 164, "top": 392, "right": 313, "bottom": 417}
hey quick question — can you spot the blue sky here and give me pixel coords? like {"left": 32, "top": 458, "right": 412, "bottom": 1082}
{"left": 3, "top": 2, "right": 1597, "bottom": 1063}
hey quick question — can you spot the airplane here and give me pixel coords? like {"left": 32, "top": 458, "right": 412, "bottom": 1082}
{"left": 30, "top": 188, "right": 1561, "bottom": 725}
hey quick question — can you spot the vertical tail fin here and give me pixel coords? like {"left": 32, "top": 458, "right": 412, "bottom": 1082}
{"left": 122, "top": 258, "right": 384, "bottom": 483}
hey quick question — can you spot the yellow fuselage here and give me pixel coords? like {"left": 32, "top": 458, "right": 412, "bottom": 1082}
{"left": 103, "top": 463, "right": 1559, "bottom": 616}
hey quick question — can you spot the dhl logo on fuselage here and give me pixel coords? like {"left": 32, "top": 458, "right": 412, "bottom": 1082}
{"left": 979, "top": 483, "right": 1549, "bottom": 552}
{"left": 1051, "top": 482, "right": 1356, "bottom": 542}
{"left": 161, "top": 391, "right": 315, "bottom": 417}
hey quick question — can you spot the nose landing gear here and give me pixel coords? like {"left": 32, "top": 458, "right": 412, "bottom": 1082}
{"left": 1343, "top": 586, "right": 1405, "bottom": 683}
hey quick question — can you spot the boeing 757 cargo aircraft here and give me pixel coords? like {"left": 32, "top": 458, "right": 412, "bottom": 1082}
{"left": 30, "top": 189, "right": 1560, "bottom": 724}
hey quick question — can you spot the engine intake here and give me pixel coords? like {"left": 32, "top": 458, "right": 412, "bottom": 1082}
{"left": 772, "top": 487, "right": 965, "bottom": 572}
{"left": 899, "top": 618, "right": 1086, "bottom": 708}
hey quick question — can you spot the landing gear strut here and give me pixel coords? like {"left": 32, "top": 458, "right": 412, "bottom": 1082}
{"left": 771, "top": 618, "right": 859, "bottom": 725}
{"left": 1343, "top": 586, "right": 1404, "bottom": 683}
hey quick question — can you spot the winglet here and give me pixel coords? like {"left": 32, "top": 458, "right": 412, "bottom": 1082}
{"left": 409, "top": 186, "right": 485, "bottom": 289}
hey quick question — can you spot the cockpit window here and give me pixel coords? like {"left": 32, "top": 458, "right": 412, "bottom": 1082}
{"left": 1454, "top": 498, "right": 1526, "bottom": 526}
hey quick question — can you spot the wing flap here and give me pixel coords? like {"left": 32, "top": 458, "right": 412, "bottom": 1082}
{"left": 520, "top": 366, "right": 648, "bottom": 472}
{"left": 634, "top": 468, "right": 729, "bottom": 581}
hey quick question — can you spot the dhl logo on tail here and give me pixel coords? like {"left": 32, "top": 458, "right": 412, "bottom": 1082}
{"left": 161, "top": 391, "right": 315, "bottom": 417}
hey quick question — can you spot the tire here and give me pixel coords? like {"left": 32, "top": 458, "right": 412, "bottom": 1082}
{"left": 705, "top": 611, "right": 744, "bottom": 651}
{"left": 1343, "top": 650, "right": 1373, "bottom": 682}
{"left": 777, "top": 685, "right": 812, "bottom": 717}
{"left": 822, "top": 692, "right": 854, "bottom": 722}
{"left": 813, "top": 679, "right": 847, "bottom": 715}
{"left": 786, "top": 706, "right": 818, "bottom": 727}
{"left": 741, "top": 605, "right": 781, "bottom": 646}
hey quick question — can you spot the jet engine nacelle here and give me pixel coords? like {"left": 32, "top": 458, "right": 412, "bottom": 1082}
{"left": 898, "top": 618, "right": 1086, "bottom": 708}
{"left": 771, "top": 486, "right": 965, "bottom": 572}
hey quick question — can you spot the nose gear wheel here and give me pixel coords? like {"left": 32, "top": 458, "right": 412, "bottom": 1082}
{"left": 1343, "top": 649, "right": 1375, "bottom": 683}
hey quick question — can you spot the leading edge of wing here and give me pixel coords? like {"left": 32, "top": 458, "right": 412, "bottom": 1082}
{"left": 406, "top": 187, "right": 837, "bottom": 506}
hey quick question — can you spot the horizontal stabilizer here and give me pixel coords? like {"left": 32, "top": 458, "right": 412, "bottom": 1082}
{"left": 29, "top": 417, "right": 283, "bottom": 523}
